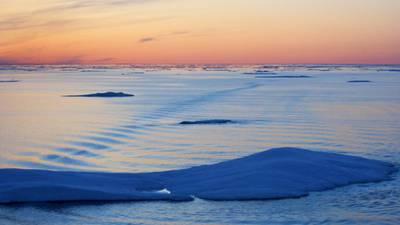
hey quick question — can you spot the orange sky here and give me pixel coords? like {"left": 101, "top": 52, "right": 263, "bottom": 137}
{"left": 0, "top": 0, "right": 399, "bottom": 64}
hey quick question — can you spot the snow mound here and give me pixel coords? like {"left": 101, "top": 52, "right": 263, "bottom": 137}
{"left": 155, "top": 148, "right": 396, "bottom": 200}
{"left": 0, "top": 148, "right": 396, "bottom": 203}
{"left": 63, "top": 92, "right": 134, "bottom": 98}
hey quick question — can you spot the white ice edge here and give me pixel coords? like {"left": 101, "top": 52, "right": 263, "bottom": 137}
{"left": 0, "top": 147, "right": 396, "bottom": 203}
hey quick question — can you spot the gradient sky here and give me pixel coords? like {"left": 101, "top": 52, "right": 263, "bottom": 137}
{"left": 0, "top": 0, "right": 399, "bottom": 64}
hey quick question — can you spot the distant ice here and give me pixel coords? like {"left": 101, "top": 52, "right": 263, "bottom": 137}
{"left": 377, "top": 69, "right": 400, "bottom": 72}
{"left": 122, "top": 71, "right": 145, "bottom": 75}
{"left": 179, "top": 119, "right": 236, "bottom": 125}
{"left": 243, "top": 70, "right": 276, "bottom": 75}
{"left": 63, "top": 92, "right": 134, "bottom": 98}
{"left": 80, "top": 69, "right": 106, "bottom": 73}
{"left": 0, "top": 148, "right": 396, "bottom": 203}
{"left": 255, "top": 75, "right": 312, "bottom": 79}
{"left": 202, "top": 66, "right": 234, "bottom": 72}
{"left": 0, "top": 80, "right": 19, "bottom": 83}
{"left": 347, "top": 80, "right": 372, "bottom": 83}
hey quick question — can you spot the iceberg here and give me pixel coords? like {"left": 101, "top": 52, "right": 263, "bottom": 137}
{"left": 0, "top": 148, "right": 396, "bottom": 203}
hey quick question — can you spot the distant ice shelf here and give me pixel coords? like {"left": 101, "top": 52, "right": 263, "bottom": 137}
{"left": 0, "top": 147, "right": 396, "bottom": 203}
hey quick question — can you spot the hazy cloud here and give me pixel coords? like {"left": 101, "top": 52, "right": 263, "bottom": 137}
{"left": 138, "top": 37, "right": 157, "bottom": 43}
{"left": 0, "top": 0, "right": 160, "bottom": 31}
{"left": 0, "top": 18, "right": 76, "bottom": 32}
{"left": 170, "top": 31, "right": 190, "bottom": 35}
{"left": 138, "top": 30, "right": 190, "bottom": 43}
{"left": 29, "top": 0, "right": 160, "bottom": 15}
{"left": 94, "top": 57, "right": 115, "bottom": 62}
{"left": 0, "top": 0, "right": 173, "bottom": 48}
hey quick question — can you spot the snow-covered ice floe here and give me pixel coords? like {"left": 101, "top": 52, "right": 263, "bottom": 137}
{"left": 0, "top": 148, "right": 396, "bottom": 203}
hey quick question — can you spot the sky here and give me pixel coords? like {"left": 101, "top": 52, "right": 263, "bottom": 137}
{"left": 0, "top": 0, "right": 399, "bottom": 64}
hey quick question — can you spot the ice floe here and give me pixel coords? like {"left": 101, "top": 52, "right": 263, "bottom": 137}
{"left": 179, "top": 119, "right": 236, "bottom": 125}
{"left": 0, "top": 80, "right": 19, "bottom": 83}
{"left": 255, "top": 75, "right": 312, "bottom": 79}
{"left": 347, "top": 80, "right": 372, "bottom": 83}
{"left": 63, "top": 92, "right": 134, "bottom": 98}
{"left": 0, "top": 148, "right": 396, "bottom": 203}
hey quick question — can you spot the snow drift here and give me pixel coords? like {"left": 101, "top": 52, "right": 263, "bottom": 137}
{"left": 0, "top": 148, "right": 396, "bottom": 203}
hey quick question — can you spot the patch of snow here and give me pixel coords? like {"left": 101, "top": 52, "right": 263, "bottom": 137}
{"left": 154, "top": 188, "right": 171, "bottom": 194}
